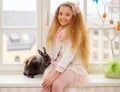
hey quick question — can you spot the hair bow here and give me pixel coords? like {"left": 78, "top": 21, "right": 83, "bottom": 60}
{"left": 71, "top": 1, "right": 81, "bottom": 16}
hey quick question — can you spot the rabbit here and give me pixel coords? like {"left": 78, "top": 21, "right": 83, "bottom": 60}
{"left": 23, "top": 47, "right": 51, "bottom": 78}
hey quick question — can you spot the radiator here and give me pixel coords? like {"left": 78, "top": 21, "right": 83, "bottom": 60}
{"left": 0, "top": 87, "right": 120, "bottom": 92}
{"left": 65, "top": 87, "right": 120, "bottom": 92}
{"left": 0, "top": 88, "right": 41, "bottom": 92}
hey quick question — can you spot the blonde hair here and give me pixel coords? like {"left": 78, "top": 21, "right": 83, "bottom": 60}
{"left": 46, "top": 2, "right": 89, "bottom": 69}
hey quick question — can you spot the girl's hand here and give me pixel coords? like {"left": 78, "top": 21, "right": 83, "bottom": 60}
{"left": 42, "top": 70, "right": 61, "bottom": 89}
{"left": 23, "top": 55, "right": 36, "bottom": 65}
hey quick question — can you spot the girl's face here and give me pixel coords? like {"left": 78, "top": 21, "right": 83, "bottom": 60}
{"left": 58, "top": 6, "right": 73, "bottom": 27}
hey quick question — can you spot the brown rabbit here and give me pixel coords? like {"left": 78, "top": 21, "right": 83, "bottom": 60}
{"left": 23, "top": 47, "right": 51, "bottom": 78}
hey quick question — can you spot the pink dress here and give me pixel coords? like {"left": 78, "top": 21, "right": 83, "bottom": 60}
{"left": 43, "top": 27, "right": 90, "bottom": 87}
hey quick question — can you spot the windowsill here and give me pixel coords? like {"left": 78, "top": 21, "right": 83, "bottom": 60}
{"left": 0, "top": 74, "right": 42, "bottom": 87}
{"left": 0, "top": 74, "right": 120, "bottom": 87}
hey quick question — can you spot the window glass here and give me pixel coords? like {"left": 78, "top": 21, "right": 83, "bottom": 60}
{"left": 3, "top": 0, "right": 37, "bottom": 26}
{"left": 87, "top": 0, "right": 119, "bottom": 27}
{"left": 88, "top": 0, "right": 120, "bottom": 62}
{"left": 2, "top": 0, "right": 37, "bottom": 64}
{"left": 3, "top": 29, "right": 37, "bottom": 64}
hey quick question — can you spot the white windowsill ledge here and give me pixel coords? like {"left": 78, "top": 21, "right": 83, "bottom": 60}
{"left": 0, "top": 74, "right": 120, "bottom": 87}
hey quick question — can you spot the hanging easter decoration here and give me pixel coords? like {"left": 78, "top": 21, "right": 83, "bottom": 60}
{"left": 109, "top": 12, "right": 114, "bottom": 24}
{"left": 92, "top": 0, "right": 99, "bottom": 3}
{"left": 93, "top": 0, "right": 120, "bottom": 57}
{"left": 115, "top": 0, "right": 120, "bottom": 30}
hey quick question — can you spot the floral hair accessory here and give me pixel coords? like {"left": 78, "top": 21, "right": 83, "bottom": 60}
{"left": 70, "top": 1, "right": 81, "bottom": 16}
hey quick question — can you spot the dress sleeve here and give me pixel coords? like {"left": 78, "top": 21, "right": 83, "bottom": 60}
{"left": 55, "top": 42, "right": 79, "bottom": 73}
{"left": 48, "top": 41, "right": 61, "bottom": 62}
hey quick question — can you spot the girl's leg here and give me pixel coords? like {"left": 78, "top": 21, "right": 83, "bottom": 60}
{"left": 40, "top": 64, "right": 54, "bottom": 92}
{"left": 40, "top": 78, "right": 69, "bottom": 92}
{"left": 40, "top": 87, "right": 51, "bottom": 92}
{"left": 51, "top": 76, "right": 72, "bottom": 92}
{"left": 51, "top": 69, "right": 75, "bottom": 92}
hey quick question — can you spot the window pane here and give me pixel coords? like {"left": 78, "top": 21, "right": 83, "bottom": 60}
{"left": 3, "top": 30, "right": 37, "bottom": 64}
{"left": 88, "top": 0, "right": 120, "bottom": 62}
{"left": 89, "top": 28, "right": 120, "bottom": 62}
{"left": 87, "top": 0, "right": 119, "bottom": 27}
{"left": 3, "top": 0, "right": 37, "bottom": 26}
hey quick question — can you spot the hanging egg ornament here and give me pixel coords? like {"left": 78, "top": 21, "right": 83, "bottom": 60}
{"left": 102, "top": 12, "right": 107, "bottom": 18}
{"left": 117, "top": 21, "right": 120, "bottom": 30}
{"left": 109, "top": 20, "right": 114, "bottom": 24}
{"left": 115, "top": 21, "right": 120, "bottom": 31}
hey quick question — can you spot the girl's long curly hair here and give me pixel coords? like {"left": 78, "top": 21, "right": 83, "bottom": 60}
{"left": 46, "top": 2, "right": 89, "bottom": 69}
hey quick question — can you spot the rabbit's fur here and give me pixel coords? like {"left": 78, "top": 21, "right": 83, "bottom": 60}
{"left": 23, "top": 47, "right": 51, "bottom": 78}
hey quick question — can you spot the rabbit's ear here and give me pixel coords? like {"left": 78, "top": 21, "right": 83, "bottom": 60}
{"left": 43, "top": 47, "right": 47, "bottom": 54}
{"left": 38, "top": 49, "right": 44, "bottom": 56}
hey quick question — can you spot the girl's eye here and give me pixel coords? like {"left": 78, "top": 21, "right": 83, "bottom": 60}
{"left": 66, "top": 13, "right": 70, "bottom": 16}
{"left": 58, "top": 12, "right": 71, "bottom": 16}
{"left": 59, "top": 12, "right": 62, "bottom": 15}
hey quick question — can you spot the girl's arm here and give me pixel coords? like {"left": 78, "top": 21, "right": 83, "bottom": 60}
{"left": 48, "top": 41, "right": 61, "bottom": 62}
{"left": 56, "top": 42, "right": 80, "bottom": 73}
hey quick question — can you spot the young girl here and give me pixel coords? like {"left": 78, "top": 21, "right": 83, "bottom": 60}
{"left": 24, "top": 1, "right": 89, "bottom": 92}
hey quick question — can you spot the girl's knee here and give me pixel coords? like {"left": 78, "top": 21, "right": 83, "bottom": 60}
{"left": 52, "top": 79, "right": 62, "bottom": 89}
{"left": 52, "top": 78, "right": 69, "bottom": 91}
{"left": 52, "top": 83, "right": 64, "bottom": 92}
